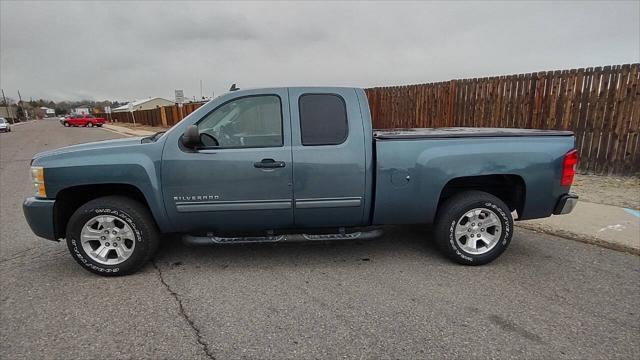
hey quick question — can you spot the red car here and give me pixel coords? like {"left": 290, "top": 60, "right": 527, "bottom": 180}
{"left": 61, "top": 115, "right": 105, "bottom": 128}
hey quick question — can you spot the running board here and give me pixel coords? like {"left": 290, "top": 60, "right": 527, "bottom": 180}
{"left": 182, "top": 228, "right": 384, "bottom": 246}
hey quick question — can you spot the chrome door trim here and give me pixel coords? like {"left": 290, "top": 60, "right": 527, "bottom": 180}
{"left": 295, "top": 197, "right": 362, "bottom": 209}
{"left": 176, "top": 199, "right": 292, "bottom": 212}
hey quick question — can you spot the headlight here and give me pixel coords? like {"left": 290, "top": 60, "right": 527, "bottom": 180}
{"left": 30, "top": 166, "right": 46, "bottom": 198}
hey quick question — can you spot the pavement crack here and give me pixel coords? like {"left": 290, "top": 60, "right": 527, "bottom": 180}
{"left": 152, "top": 260, "right": 216, "bottom": 360}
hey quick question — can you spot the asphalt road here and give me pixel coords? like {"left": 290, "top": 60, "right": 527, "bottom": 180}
{"left": 1, "top": 119, "right": 639, "bottom": 359}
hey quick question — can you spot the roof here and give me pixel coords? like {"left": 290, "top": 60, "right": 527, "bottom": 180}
{"left": 113, "top": 97, "right": 174, "bottom": 111}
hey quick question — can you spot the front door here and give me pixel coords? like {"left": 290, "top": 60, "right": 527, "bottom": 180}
{"left": 161, "top": 90, "right": 293, "bottom": 233}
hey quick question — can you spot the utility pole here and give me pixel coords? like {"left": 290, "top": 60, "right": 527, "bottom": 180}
{"left": 17, "top": 90, "right": 25, "bottom": 120}
{"left": 200, "top": 80, "right": 203, "bottom": 100}
{"left": 1, "top": 89, "right": 10, "bottom": 123}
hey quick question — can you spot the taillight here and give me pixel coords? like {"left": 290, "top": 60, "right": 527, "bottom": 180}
{"left": 561, "top": 149, "right": 578, "bottom": 186}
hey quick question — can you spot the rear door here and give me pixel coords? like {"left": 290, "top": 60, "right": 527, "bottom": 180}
{"left": 288, "top": 88, "right": 367, "bottom": 227}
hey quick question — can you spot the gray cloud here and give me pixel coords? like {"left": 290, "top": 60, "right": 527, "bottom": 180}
{"left": 1, "top": 0, "right": 638, "bottom": 102}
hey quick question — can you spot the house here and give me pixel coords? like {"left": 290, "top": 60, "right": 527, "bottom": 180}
{"left": 112, "top": 98, "right": 175, "bottom": 113}
{"left": 72, "top": 106, "right": 90, "bottom": 115}
{"left": 39, "top": 107, "right": 56, "bottom": 117}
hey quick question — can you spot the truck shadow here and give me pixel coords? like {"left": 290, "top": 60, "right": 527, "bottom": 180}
{"left": 152, "top": 225, "right": 449, "bottom": 270}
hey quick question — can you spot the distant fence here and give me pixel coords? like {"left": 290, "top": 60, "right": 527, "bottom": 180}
{"left": 365, "top": 64, "right": 639, "bottom": 176}
{"left": 96, "top": 102, "right": 206, "bottom": 128}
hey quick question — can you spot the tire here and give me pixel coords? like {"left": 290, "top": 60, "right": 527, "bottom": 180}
{"left": 97, "top": 124, "right": 103, "bottom": 127}
{"left": 63, "top": 122, "right": 70, "bottom": 127}
{"left": 87, "top": 122, "right": 94, "bottom": 127}
{"left": 66, "top": 196, "right": 160, "bottom": 276}
{"left": 433, "top": 191, "right": 513, "bottom": 265}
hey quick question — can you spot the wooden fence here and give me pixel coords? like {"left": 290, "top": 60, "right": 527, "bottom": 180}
{"left": 96, "top": 64, "right": 638, "bottom": 176}
{"left": 97, "top": 102, "right": 206, "bottom": 128}
{"left": 365, "top": 64, "right": 639, "bottom": 176}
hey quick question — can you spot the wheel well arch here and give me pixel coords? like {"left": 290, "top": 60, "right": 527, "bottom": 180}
{"left": 53, "top": 183, "right": 152, "bottom": 239}
{"left": 437, "top": 174, "right": 526, "bottom": 217}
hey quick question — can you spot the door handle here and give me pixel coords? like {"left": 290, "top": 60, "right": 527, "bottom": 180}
{"left": 254, "top": 158, "right": 286, "bottom": 168}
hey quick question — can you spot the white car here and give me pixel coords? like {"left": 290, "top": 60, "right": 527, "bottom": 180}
{"left": 0, "top": 117, "right": 11, "bottom": 133}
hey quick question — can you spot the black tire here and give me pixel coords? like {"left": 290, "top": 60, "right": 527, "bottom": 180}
{"left": 66, "top": 196, "right": 160, "bottom": 276}
{"left": 87, "top": 122, "right": 94, "bottom": 127}
{"left": 63, "top": 122, "right": 70, "bottom": 127}
{"left": 433, "top": 191, "right": 513, "bottom": 265}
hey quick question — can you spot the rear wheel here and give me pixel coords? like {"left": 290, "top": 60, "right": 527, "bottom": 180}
{"left": 66, "top": 196, "right": 160, "bottom": 276}
{"left": 87, "top": 122, "right": 94, "bottom": 127}
{"left": 433, "top": 191, "right": 513, "bottom": 265}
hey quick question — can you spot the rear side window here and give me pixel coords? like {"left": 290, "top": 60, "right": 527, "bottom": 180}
{"left": 299, "top": 94, "right": 348, "bottom": 146}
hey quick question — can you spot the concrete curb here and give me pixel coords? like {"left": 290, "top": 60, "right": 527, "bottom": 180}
{"left": 516, "top": 223, "right": 640, "bottom": 256}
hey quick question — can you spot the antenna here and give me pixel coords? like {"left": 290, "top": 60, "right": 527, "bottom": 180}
{"left": 229, "top": 83, "right": 239, "bottom": 91}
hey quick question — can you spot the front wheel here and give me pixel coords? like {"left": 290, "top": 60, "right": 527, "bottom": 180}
{"left": 87, "top": 122, "right": 94, "bottom": 127}
{"left": 66, "top": 196, "right": 160, "bottom": 276}
{"left": 433, "top": 191, "right": 513, "bottom": 265}
{"left": 63, "top": 122, "right": 70, "bottom": 127}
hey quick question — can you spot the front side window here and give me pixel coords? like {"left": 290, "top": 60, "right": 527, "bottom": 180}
{"left": 299, "top": 94, "right": 348, "bottom": 146}
{"left": 197, "top": 95, "right": 282, "bottom": 148}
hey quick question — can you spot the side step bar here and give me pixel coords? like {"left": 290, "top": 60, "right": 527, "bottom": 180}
{"left": 182, "top": 228, "right": 384, "bottom": 246}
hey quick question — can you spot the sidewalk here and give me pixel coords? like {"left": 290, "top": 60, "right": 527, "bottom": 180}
{"left": 102, "top": 123, "right": 157, "bottom": 137}
{"left": 518, "top": 201, "right": 640, "bottom": 255}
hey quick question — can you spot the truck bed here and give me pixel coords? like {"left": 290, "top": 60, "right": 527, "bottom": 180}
{"left": 373, "top": 127, "right": 573, "bottom": 140}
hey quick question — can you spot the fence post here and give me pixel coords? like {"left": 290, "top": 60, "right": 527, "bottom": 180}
{"left": 160, "top": 106, "right": 168, "bottom": 127}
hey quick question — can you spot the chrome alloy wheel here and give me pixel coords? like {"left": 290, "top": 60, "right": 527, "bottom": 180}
{"left": 454, "top": 208, "right": 502, "bottom": 255}
{"left": 80, "top": 215, "right": 136, "bottom": 265}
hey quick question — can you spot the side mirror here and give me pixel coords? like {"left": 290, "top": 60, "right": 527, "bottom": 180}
{"left": 181, "top": 125, "right": 201, "bottom": 149}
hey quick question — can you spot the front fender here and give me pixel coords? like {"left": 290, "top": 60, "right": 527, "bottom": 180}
{"left": 33, "top": 141, "right": 171, "bottom": 232}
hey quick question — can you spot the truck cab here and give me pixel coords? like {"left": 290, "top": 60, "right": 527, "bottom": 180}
{"left": 162, "top": 87, "right": 372, "bottom": 233}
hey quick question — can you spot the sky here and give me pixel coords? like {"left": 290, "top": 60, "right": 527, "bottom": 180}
{"left": 1, "top": 0, "right": 639, "bottom": 102}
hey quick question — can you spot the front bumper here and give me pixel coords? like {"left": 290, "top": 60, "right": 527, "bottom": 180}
{"left": 23, "top": 197, "right": 57, "bottom": 241}
{"left": 553, "top": 193, "right": 578, "bottom": 215}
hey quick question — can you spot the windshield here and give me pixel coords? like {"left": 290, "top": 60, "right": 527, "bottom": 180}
{"left": 0, "top": 118, "right": 6, "bottom": 124}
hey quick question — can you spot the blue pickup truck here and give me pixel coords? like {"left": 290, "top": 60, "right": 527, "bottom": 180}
{"left": 23, "top": 87, "right": 578, "bottom": 276}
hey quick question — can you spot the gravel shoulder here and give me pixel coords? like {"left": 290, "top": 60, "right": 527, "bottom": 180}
{"left": 572, "top": 174, "right": 639, "bottom": 209}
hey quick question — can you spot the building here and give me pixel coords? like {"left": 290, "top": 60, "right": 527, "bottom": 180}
{"left": 113, "top": 98, "right": 175, "bottom": 113}
{"left": 72, "top": 106, "right": 91, "bottom": 115}
{"left": 39, "top": 107, "right": 56, "bottom": 117}
{"left": 0, "top": 105, "right": 18, "bottom": 121}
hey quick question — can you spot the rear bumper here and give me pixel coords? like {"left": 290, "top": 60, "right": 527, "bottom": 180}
{"left": 23, "top": 197, "right": 57, "bottom": 241}
{"left": 553, "top": 193, "right": 578, "bottom": 215}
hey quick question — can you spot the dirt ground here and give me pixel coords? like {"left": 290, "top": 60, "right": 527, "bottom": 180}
{"left": 572, "top": 174, "right": 640, "bottom": 209}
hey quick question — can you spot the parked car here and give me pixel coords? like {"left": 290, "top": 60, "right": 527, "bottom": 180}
{"left": 0, "top": 117, "right": 11, "bottom": 132}
{"left": 23, "top": 87, "right": 578, "bottom": 276}
{"left": 61, "top": 114, "right": 105, "bottom": 128}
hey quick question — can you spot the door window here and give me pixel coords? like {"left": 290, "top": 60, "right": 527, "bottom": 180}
{"left": 197, "top": 95, "right": 283, "bottom": 148}
{"left": 299, "top": 94, "right": 348, "bottom": 146}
